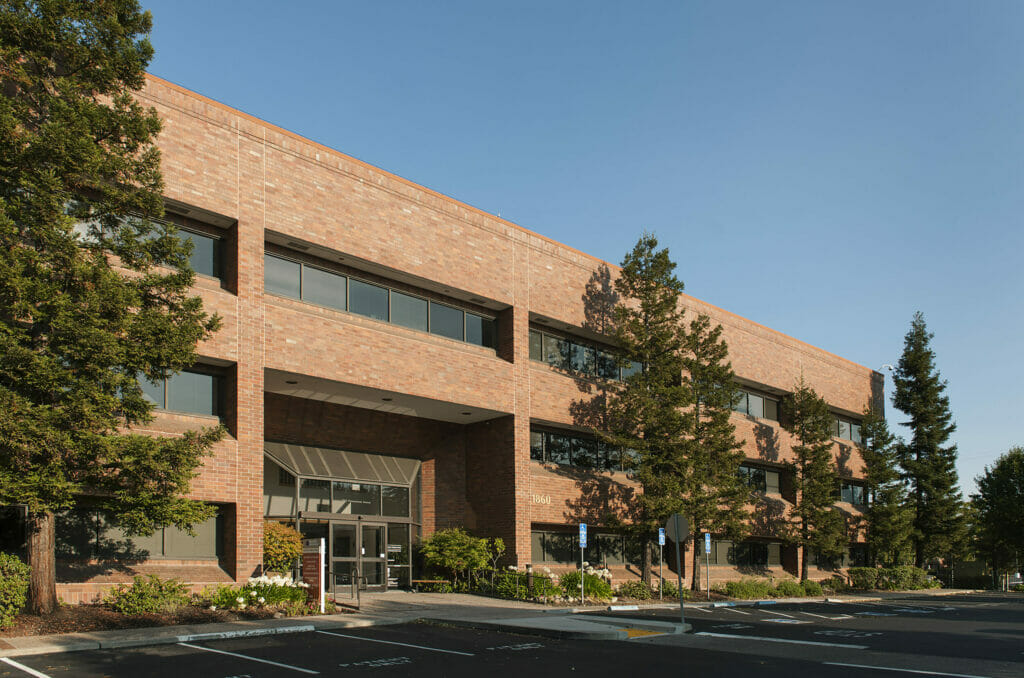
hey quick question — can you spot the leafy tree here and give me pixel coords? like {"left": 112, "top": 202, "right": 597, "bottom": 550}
{"left": 891, "top": 312, "right": 965, "bottom": 567}
{"left": 858, "top": 406, "right": 913, "bottom": 566}
{"left": 0, "top": 1, "right": 221, "bottom": 613}
{"left": 972, "top": 447, "right": 1024, "bottom": 578}
{"left": 419, "top": 528, "right": 490, "bottom": 585}
{"left": 680, "top": 314, "right": 749, "bottom": 590}
{"left": 781, "top": 379, "right": 846, "bottom": 581}
{"left": 601, "top": 234, "right": 690, "bottom": 584}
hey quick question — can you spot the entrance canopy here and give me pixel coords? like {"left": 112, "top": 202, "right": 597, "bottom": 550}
{"left": 265, "top": 442, "right": 421, "bottom": 486}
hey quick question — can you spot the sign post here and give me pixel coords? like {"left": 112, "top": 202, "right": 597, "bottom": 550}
{"left": 704, "top": 533, "right": 711, "bottom": 598}
{"left": 578, "top": 523, "right": 587, "bottom": 604}
{"left": 302, "top": 538, "right": 326, "bottom": 614}
{"left": 665, "top": 514, "right": 689, "bottom": 627}
{"left": 658, "top": 528, "right": 666, "bottom": 600}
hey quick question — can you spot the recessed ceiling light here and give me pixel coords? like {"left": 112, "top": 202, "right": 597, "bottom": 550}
{"left": 382, "top": 397, "right": 393, "bottom": 402}
{"left": 285, "top": 380, "right": 298, "bottom": 385}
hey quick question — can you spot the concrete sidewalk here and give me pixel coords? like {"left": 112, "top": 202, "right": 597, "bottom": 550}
{"left": 0, "top": 588, "right": 981, "bottom": 658}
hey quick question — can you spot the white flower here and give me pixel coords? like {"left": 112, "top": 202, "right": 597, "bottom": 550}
{"left": 236, "top": 597, "right": 245, "bottom": 604}
{"left": 210, "top": 605, "right": 217, "bottom": 611}
{"left": 249, "top": 591, "right": 257, "bottom": 597}
{"left": 507, "top": 565, "right": 518, "bottom": 571}
{"left": 238, "top": 603, "right": 246, "bottom": 610}
{"left": 258, "top": 597, "right": 265, "bottom": 604}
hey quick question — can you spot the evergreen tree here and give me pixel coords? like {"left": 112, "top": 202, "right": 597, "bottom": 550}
{"left": 781, "top": 379, "right": 846, "bottom": 581}
{"left": 972, "top": 447, "right": 1024, "bottom": 578}
{"left": 0, "top": 1, "right": 221, "bottom": 613}
{"left": 602, "top": 234, "right": 690, "bottom": 584}
{"left": 858, "top": 406, "right": 913, "bottom": 566}
{"left": 680, "top": 314, "right": 749, "bottom": 591}
{"left": 891, "top": 312, "right": 964, "bottom": 567}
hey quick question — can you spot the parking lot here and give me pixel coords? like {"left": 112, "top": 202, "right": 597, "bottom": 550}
{"left": 0, "top": 593, "right": 1020, "bottom": 678}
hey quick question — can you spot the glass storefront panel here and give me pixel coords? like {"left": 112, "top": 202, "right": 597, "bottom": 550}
{"left": 381, "top": 486, "right": 409, "bottom": 517}
{"left": 332, "top": 523, "right": 357, "bottom": 558}
{"left": 332, "top": 482, "right": 381, "bottom": 515}
{"left": 299, "top": 479, "right": 331, "bottom": 512}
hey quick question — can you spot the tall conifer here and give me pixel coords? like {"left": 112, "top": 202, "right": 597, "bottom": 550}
{"left": 602, "top": 234, "right": 690, "bottom": 584}
{"left": 858, "top": 406, "right": 913, "bottom": 566}
{"left": 891, "top": 312, "right": 964, "bottom": 567}
{"left": 680, "top": 315, "right": 749, "bottom": 590}
{"left": 0, "top": 1, "right": 221, "bottom": 613}
{"left": 782, "top": 379, "right": 846, "bottom": 581}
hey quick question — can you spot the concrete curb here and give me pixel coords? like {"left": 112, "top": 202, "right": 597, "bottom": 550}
{"left": 0, "top": 616, "right": 403, "bottom": 658}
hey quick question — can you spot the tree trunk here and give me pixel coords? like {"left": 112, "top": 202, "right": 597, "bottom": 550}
{"left": 691, "top": 534, "right": 702, "bottom": 591}
{"left": 27, "top": 511, "right": 57, "bottom": 615}
{"left": 800, "top": 544, "right": 809, "bottom": 582}
{"left": 641, "top": 539, "right": 652, "bottom": 586}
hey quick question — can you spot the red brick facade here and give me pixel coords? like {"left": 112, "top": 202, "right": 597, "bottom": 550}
{"left": 52, "top": 75, "right": 880, "bottom": 600}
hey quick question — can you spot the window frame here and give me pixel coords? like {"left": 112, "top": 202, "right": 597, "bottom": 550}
{"left": 142, "top": 366, "right": 225, "bottom": 418}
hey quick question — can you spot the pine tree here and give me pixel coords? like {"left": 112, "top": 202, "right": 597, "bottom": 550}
{"left": 781, "top": 379, "right": 847, "bottom": 581}
{"left": 972, "top": 447, "right": 1024, "bottom": 578}
{"left": 858, "top": 406, "right": 913, "bottom": 566}
{"left": 602, "top": 234, "right": 690, "bottom": 584}
{"left": 891, "top": 312, "right": 964, "bottom": 567}
{"left": 0, "top": 1, "right": 221, "bottom": 613}
{"left": 680, "top": 314, "right": 749, "bottom": 591}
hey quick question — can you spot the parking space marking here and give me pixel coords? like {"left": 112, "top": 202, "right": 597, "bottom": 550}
{"left": 338, "top": 657, "right": 412, "bottom": 668}
{"left": 486, "top": 643, "right": 544, "bottom": 651}
{"left": 802, "top": 612, "right": 853, "bottom": 620}
{"left": 0, "top": 658, "right": 52, "bottom": 678}
{"left": 723, "top": 608, "right": 751, "bottom": 615}
{"left": 815, "top": 630, "right": 883, "bottom": 639}
{"left": 763, "top": 618, "right": 810, "bottom": 624}
{"left": 823, "top": 662, "right": 993, "bottom": 677}
{"left": 694, "top": 632, "right": 867, "bottom": 649}
{"left": 764, "top": 611, "right": 796, "bottom": 618}
{"left": 177, "top": 642, "right": 319, "bottom": 674}
{"left": 711, "top": 623, "right": 754, "bottom": 630}
{"left": 315, "top": 630, "right": 475, "bottom": 656}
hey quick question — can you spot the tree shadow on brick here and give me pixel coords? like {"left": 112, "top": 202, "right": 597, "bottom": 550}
{"left": 835, "top": 442, "right": 854, "bottom": 478}
{"left": 749, "top": 494, "right": 790, "bottom": 540}
{"left": 753, "top": 421, "right": 781, "bottom": 463}
{"left": 55, "top": 509, "right": 150, "bottom": 582}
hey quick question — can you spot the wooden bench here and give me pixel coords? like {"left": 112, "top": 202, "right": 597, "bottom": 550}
{"left": 410, "top": 579, "right": 450, "bottom": 592}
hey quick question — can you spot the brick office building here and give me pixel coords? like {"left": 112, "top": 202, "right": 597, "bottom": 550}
{"left": 0, "top": 75, "right": 881, "bottom": 602}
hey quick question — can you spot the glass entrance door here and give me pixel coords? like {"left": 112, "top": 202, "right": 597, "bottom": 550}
{"left": 331, "top": 522, "right": 358, "bottom": 590}
{"left": 360, "top": 523, "right": 386, "bottom": 589}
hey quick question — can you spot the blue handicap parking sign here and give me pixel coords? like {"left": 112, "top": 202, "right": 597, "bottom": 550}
{"left": 579, "top": 523, "right": 587, "bottom": 548}
{"left": 658, "top": 528, "right": 666, "bottom": 546}
{"left": 705, "top": 532, "right": 711, "bottom": 554}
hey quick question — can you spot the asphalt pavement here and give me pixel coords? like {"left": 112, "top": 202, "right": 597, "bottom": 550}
{"left": 0, "top": 592, "right": 1020, "bottom": 678}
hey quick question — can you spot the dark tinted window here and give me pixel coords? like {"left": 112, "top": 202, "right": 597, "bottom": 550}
{"left": 180, "top": 230, "right": 221, "bottom": 278}
{"left": 166, "top": 370, "right": 219, "bottom": 416}
{"left": 349, "top": 279, "right": 388, "bottom": 321}
{"left": 381, "top": 485, "right": 410, "bottom": 517}
{"left": 265, "top": 254, "right": 301, "bottom": 298}
{"left": 546, "top": 433, "right": 572, "bottom": 465}
{"left": 141, "top": 378, "right": 165, "bottom": 408}
{"left": 429, "top": 302, "right": 463, "bottom": 341}
{"left": 390, "top": 291, "right": 428, "bottom": 331}
{"left": 465, "top": 313, "right": 495, "bottom": 348}
{"left": 530, "top": 431, "right": 544, "bottom": 460}
{"left": 543, "top": 334, "right": 568, "bottom": 368}
{"left": 529, "top": 330, "right": 542, "bottom": 361}
{"left": 302, "top": 266, "right": 346, "bottom": 311}
{"left": 570, "top": 343, "right": 595, "bottom": 373}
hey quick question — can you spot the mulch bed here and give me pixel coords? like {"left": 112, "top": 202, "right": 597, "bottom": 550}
{"left": 0, "top": 604, "right": 346, "bottom": 638}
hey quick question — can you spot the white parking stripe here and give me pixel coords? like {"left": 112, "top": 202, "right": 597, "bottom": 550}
{"left": 823, "top": 662, "right": 994, "bottom": 678}
{"left": 177, "top": 642, "right": 319, "bottom": 674}
{"left": 802, "top": 612, "right": 853, "bottom": 620}
{"left": 765, "top": 611, "right": 796, "bottom": 618}
{"left": 316, "top": 630, "right": 475, "bottom": 656}
{"left": 694, "top": 632, "right": 866, "bottom": 649}
{"left": 723, "top": 608, "right": 751, "bottom": 615}
{"left": 0, "top": 658, "right": 52, "bottom": 678}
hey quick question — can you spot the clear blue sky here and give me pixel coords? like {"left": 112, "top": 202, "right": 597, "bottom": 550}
{"left": 142, "top": 0, "right": 1023, "bottom": 495}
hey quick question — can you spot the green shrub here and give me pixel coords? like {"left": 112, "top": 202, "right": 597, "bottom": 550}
{"left": 420, "top": 528, "right": 490, "bottom": 584}
{"left": 1010, "top": 583, "right": 1024, "bottom": 593}
{"left": 725, "top": 578, "right": 773, "bottom": 599}
{"left": 0, "top": 553, "right": 31, "bottom": 629}
{"left": 773, "top": 580, "right": 804, "bottom": 598}
{"left": 263, "top": 521, "right": 303, "bottom": 573}
{"left": 104, "top": 575, "right": 189, "bottom": 614}
{"left": 878, "top": 566, "right": 938, "bottom": 591}
{"left": 822, "top": 575, "right": 849, "bottom": 593}
{"left": 559, "top": 570, "right": 613, "bottom": 600}
{"left": 617, "top": 580, "right": 653, "bottom": 600}
{"left": 800, "top": 579, "right": 823, "bottom": 596}
{"left": 659, "top": 578, "right": 679, "bottom": 598}
{"left": 848, "top": 567, "right": 879, "bottom": 590}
